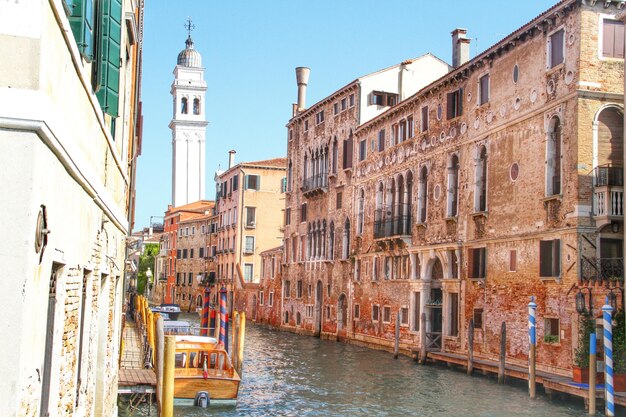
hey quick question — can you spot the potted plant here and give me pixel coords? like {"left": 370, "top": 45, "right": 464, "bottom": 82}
{"left": 613, "top": 309, "right": 626, "bottom": 391}
{"left": 573, "top": 313, "right": 595, "bottom": 383}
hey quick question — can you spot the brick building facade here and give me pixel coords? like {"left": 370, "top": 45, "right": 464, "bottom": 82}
{"left": 261, "top": 0, "right": 626, "bottom": 378}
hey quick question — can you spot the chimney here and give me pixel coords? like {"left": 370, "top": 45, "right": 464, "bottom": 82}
{"left": 451, "top": 28, "right": 471, "bottom": 68}
{"left": 295, "top": 67, "right": 310, "bottom": 111}
{"left": 228, "top": 150, "right": 236, "bottom": 169}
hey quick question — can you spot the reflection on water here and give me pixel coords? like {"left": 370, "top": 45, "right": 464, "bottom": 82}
{"left": 128, "top": 313, "right": 590, "bottom": 417}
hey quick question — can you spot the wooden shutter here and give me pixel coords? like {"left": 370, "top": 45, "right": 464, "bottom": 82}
{"left": 457, "top": 88, "right": 463, "bottom": 116}
{"left": 597, "top": 107, "right": 624, "bottom": 166}
{"left": 539, "top": 240, "right": 553, "bottom": 277}
{"left": 421, "top": 106, "right": 429, "bottom": 131}
{"left": 550, "top": 29, "right": 564, "bottom": 67}
{"left": 446, "top": 92, "right": 454, "bottom": 119}
{"left": 468, "top": 248, "right": 476, "bottom": 278}
{"left": 552, "top": 239, "right": 561, "bottom": 277}
{"left": 96, "top": 0, "right": 122, "bottom": 116}
{"left": 67, "top": 0, "right": 95, "bottom": 61}
{"left": 615, "top": 21, "right": 625, "bottom": 59}
{"left": 604, "top": 19, "right": 616, "bottom": 57}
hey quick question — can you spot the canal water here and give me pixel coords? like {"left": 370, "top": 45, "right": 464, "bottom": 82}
{"left": 129, "top": 313, "right": 595, "bottom": 417}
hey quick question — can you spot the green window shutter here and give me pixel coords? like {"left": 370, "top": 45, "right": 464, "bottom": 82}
{"left": 96, "top": 0, "right": 121, "bottom": 117}
{"left": 66, "top": 0, "right": 94, "bottom": 61}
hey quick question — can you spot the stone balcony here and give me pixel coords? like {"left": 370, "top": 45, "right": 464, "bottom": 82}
{"left": 302, "top": 173, "right": 328, "bottom": 197}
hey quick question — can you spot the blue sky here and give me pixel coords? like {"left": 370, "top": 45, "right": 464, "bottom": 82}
{"left": 135, "top": 0, "right": 557, "bottom": 230}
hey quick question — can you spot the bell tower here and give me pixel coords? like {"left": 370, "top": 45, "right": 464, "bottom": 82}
{"left": 169, "top": 18, "right": 207, "bottom": 207}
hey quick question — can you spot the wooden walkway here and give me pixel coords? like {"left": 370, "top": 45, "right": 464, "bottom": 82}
{"left": 426, "top": 351, "right": 626, "bottom": 407}
{"left": 119, "top": 320, "right": 156, "bottom": 394}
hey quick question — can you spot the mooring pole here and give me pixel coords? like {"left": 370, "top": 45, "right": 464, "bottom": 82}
{"left": 528, "top": 296, "right": 537, "bottom": 399}
{"left": 468, "top": 318, "right": 474, "bottom": 375}
{"left": 237, "top": 312, "right": 246, "bottom": 376}
{"left": 499, "top": 322, "right": 506, "bottom": 384}
{"left": 603, "top": 299, "right": 615, "bottom": 417}
{"left": 589, "top": 332, "right": 597, "bottom": 415}
{"left": 155, "top": 316, "right": 164, "bottom": 415}
{"left": 419, "top": 312, "right": 427, "bottom": 365}
{"left": 394, "top": 313, "right": 400, "bottom": 359}
{"left": 162, "top": 335, "right": 175, "bottom": 417}
{"left": 232, "top": 312, "right": 240, "bottom": 371}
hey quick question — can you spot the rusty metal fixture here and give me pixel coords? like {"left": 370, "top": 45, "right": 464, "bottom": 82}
{"left": 575, "top": 289, "right": 587, "bottom": 315}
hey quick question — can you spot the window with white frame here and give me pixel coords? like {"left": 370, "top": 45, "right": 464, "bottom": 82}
{"left": 540, "top": 239, "right": 561, "bottom": 278}
{"left": 244, "top": 236, "right": 255, "bottom": 254}
{"left": 547, "top": 27, "right": 565, "bottom": 69}
{"left": 479, "top": 74, "right": 490, "bottom": 105}
{"left": 372, "top": 304, "right": 380, "bottom": 322}
{"left": 244, "top": 263, "right": 254, "bottom": 282}
{"left": 400, "top": 307, "right": 409, "bottom": 326}
{"left": 269, "top": 292, "right": 274, "bottom": 306}
{"left": 382, "top": 306, "right": 391, "bottom": 323}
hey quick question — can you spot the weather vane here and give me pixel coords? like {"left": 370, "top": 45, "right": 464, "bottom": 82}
{"left": 184, "top": 17, "right": 195, "bottom": 37}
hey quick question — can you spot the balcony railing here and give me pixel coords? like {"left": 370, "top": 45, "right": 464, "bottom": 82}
{"left": 302, "top": 173, "right": 328, "bottom": 195}
{"left": 581, "top": 257, "right": 624, "bottom": 283}
{"left": 374, "top": 205, "right": 412, "bottom": 239}
{"left": 593, "top": 166, "right": 623, "bottom": 227}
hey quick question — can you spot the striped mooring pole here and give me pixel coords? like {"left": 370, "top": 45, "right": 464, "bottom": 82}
{"left": 201, "top": 287, "right": 210, "bottom": 336}
{"left": 528, "top": 296, "right": 537, "bottom": 399}
{"left": 603, "top": 298, "right": 615, "bottom": 417}
{"left": 219, "top": 286, "right": 229, "bottom": 352}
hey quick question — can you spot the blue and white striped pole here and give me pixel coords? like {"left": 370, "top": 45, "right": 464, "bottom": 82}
{"left": 528, "top": 296, "right": 537, "bottom": 399}
{"left": 603, "top": 298, "right": 615, "bottom": 417}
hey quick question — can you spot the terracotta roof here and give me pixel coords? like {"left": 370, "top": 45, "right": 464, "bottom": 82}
{"left": 165, "top": 200, "right": 214, "bottom": 216}
{"left": 179, "top": 212, "right": 212, "bottom": 224}
{"left": 260, "top": 245, "right": 284, "bottom": 256}
{"left": 242, "top": 157, "right": 287, "bottom": 169}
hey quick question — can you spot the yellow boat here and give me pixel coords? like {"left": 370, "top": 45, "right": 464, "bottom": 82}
{"left": 173, "top": 335, "right": 241, "bottom": 407}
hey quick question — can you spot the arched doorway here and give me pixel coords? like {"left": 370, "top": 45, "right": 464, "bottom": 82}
{"left": 337, "top": 294, "right": 347, "bottom": 331}
{"left": 315, "top": 280, "right": 323, "bottom": 337}
{"left": 425, "top": 257, "right": 443, "bottom": 351}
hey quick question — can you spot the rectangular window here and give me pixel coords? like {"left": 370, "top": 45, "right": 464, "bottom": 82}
{"left": 183, "top": 249, "right": 188, "bottom": 259}
{"left": 449, "top": 293, "right": 459, "bottom": 336}
{"left": 343, "top": 136, "right": 353, "bottom": 169}
{"left": 333, "top": 102, "right": 339, "bottom": 115}
{"left": 190, "top": 248, "right": 194, "bottom": 259}
{"left": 304, "top": 120, "right": 309, "bottom": 131}
{"left": 540, "top": 239, "right": 561, "bottom": 278}
{"left": 244, "top": 263, "right": 254, "bottom": 282}
{"left": 301, "top": 203, "right": 307, "bottom": 222}
{"left": 548, "top": 28, "right": 565, "bottom": 68}
{"left": 509, "top": 250, "right": 517, "bottom": 272}
{"left": 359, "top": 139, "right": 367, "bottom": 161}
{"left": 383, "top": 306, "right": 391, "bottom": 323}
{"left": 378, "top": 129, "right": 385, "bottom": 152}
{"left": 325, "top": 305, "right": 331, "bottom": 321}
{"left": 341, "top": 98, "right": 347, "bottom": 111}
{"left": 469, "top": 247, "right": 486, "bottom": 279}
{"left": 400, "top": 307, "right": 409, "bottom": 326}
{"left": 544, "top": 318, "right": 560, "bottom": 343}
{"left": 372, "top": 304, "right": 380, "bottom": 322}
{"left": 199, "top": 247, "right": 204, "bottom": 258}
{"left": 244, "top": 236, "right": 255, "bottom": 254}
{"left": 177, "top": 249, "right": 181, "bottom": 259}
{"left": 269, "top": 292, "right": 274, "bottom": 306}
{"left": 391, "top": 124, "right": 398, "bottom": 145}
{"left": 447, "top": 89, "right": 463, "bottom": 119}
{"left": 284, "top": 280, "right": 291, "bottom": 298}
{"left": 473, "top": 308, "right": 483, "bottom": 329}
{"left": 371, "top": 91, "right": 398, "bottom": 106}
{"left": 259, "top": 291, "right": 264, "bottom": 305}
{"left": 232, "top": 174, "right": 239, "bottom": 191}
{"left": 421, "top": 106, "right": 429, "bottom": 132}
{"left": 349, "top": 94, "right": 355, "bottom": 107}
{"left": 285, "top": 208, "right": 291, "bottom": 225}
{"left": 315, "top": 110, "right": 325, "bottom": 124}
{"left": 479, "top": 74, "right": 489, "bottom": 105}
{"left": 246, "top": 207, "right": 256, "bottom": 227}
{"left": 188, "top": 273, "right": 193, "bottom": 285}
{"left": 407, "top": 116, "right": 414, "bottom": 138}
{"left": 296, "top": 280, "right": 303, "bottom": 298}
{"left": 245, "top": 174, "right": 260, "bottom": 190}
{"left": 336, "top": 192, "right": 342, "bottom": 209}
{"left": 603, "top": 19, "right": 625, "bottom": 58}
{"left": 354, "top": 304, "right": 360, "bottom": 319}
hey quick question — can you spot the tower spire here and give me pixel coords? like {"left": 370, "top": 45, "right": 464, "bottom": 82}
{"left": 184, "top": 17, "right": 195, "bottom": 38}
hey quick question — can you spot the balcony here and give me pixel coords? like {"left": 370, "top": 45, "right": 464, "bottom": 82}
{"left": 581, "top": 257, "right": 624, "bottom": 283}
{"left": 594, "top": 165, "right": 623, "bottom": 228}
{"left": 374, "top": 205, "right": 412, "bottom": 240}
{"left": 302, "top": 173, "right": 328, "bottom": 197}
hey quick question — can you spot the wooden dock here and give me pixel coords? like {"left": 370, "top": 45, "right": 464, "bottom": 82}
{"left": 119, "top": 320, "right": 156, "bottom": 394}
{"left": 426, "top": 350, "right": 626, "bottom": 408}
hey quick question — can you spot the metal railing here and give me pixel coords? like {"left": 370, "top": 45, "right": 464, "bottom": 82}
{"left": 581, "top": 257, "right": 624, "bottom": 283}
{"left": 374, "top": 205, "right": 412, "bottom": 238}
{"left": 302, "top": 173, "right": 328, "bottom": 193}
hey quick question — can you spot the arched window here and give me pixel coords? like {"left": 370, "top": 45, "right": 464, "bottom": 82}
{"left": 447, "top": 154, "right": 460, "bottom": 216}
{"left": 357, "top": 189, "right": 365, "bottom": 235}
{"left": 342, "top": 218, "right": 351, "bottom": 259}
{"left": 181, "top": 97, "right": 188, "bottom": 114}
{"left": 329, "top": 222, "right": 335, "bottom": 260}
{"left": 418, "top": 166, "right": 428, "bottom": 223}
{"left": 475, "top": 146, "right": 488, "bottom": 211}
{"left": 193, "top": 98, "right": 200, "bottom": 115}
{"left": 546, "top": 117, "right": 561, "bottom": 196}
{"left": 332, "top": 138, "right": 338, "bottom": 174}
{"left": 287, "top": 160, "right": 293, "bottom": 192}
